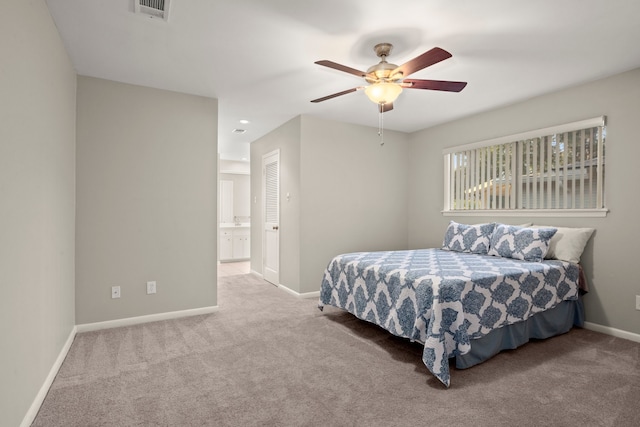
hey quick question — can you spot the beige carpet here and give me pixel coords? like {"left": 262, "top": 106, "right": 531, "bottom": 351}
{"left": 33, "top": 273, "right": 640, "bottom": 426}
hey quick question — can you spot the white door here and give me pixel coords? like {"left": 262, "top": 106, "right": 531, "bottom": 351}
{"left": 262, "top": 150, "right": 279, "bottom": 285}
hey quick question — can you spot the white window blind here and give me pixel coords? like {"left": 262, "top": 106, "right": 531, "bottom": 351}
{"left": 443, "top": 117, "right": 606, "bottom": 216}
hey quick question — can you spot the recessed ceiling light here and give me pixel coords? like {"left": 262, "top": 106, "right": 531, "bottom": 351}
{"left": 232, "top": 128, "right": 246, "bottom": 134}
{"left": 239, "top": 119, "right": 250, "bottom": 124}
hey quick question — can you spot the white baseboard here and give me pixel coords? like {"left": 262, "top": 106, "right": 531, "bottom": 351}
{"left": 277, "top": 283, "right": 320, "bottom": 299}
{"left": 584, "top": 321, "right": 640, "bottom": 343}
{"left": 76, "top": 306, "right": 219, "bottom": 333}
{"left": 300, "top": 291, "right": 320, "bottom": 299}
{"left": 248, "top": 271, "right": 319, "bottom": 298}
{"left": 21, "top": 326, "right": 77, "bottom": 427}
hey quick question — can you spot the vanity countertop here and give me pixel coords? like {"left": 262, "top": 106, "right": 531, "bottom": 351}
{"left": 220, "top": 223, "right": 250, "bottom": 229}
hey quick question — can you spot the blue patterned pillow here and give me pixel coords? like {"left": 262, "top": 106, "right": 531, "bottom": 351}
{"left": 442, "top": 221, "right": 496, "bottom": 254}
{"left": 488, "top": 224, "right": 558, "bottom": 262}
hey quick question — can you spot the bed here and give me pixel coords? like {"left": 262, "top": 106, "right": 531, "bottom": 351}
{"left": 318, "top": 222, "right": 591, "bottom": 387}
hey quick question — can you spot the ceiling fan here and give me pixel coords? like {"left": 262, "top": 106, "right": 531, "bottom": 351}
{"left": 311, "top": 43, "right": 467, "bottom": 112}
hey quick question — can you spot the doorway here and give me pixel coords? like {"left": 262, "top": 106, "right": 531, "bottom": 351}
{"left": 218, "top": 159, "right": 251, "bottom": 276}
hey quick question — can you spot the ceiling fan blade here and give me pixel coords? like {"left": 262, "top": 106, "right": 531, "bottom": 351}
{"left": 392, "top": 47, "right": 452, "bottom": 78}
{"left": 402, "top": 79, "right": 467, "bottom": 92}
{"left": 311, "top": 87, "right": 360, "bottom": 103}
{"left": 315, "top": 60, "right": 367, "bottom": 78}
{"left": 379, "top": 102, "right": 394, "bottom": 113}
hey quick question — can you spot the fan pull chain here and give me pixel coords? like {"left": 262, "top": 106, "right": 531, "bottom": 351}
{"left": 378, "top": 103, "right": 384, "bottom": 146}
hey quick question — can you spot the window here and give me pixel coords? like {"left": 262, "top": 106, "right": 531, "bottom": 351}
{"left": 443, "top": 117, "right": 607, "bottom": 217}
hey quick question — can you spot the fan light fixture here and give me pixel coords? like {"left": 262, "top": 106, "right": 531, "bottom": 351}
{"left": 364, "top": 82, "right": 402, "bottom": 105}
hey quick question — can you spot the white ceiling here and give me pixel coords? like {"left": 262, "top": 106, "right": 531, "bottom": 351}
{"left": 46, "top": 0, "right": 640, "bottom": 161}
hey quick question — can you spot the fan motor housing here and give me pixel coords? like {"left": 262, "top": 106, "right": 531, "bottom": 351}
{"left": 365, "top": 43, "right": 402, "bottom": 83}
{"left": 365, "top": 62, "right": 400, "bottom": 83}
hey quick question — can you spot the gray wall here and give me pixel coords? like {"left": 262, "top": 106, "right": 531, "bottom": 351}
{"left": 250, "top": 115, "right": 409, "bottom": 294}
{"left": 408, "top": 68, "right": 640, "bottom": 335}
{"left": 298, "top": 116, "right": 409, "bottom": 293}
{"left": 76, "top": 77, "right": 218, "bottom": 324}
{"left": 220, "top": 159, "right": 250, "bottom": 175}
{"left": 0, "top": 1, "right": 77, "bottom": 425}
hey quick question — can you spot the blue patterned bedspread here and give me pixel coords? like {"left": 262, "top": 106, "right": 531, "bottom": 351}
{"left": 319, "top": 249, "right": 580, "bottom": 387}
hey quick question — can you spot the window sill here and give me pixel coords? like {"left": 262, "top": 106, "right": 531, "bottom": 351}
{"left": 441, "top": 209, "right": 608, "bottom": 218}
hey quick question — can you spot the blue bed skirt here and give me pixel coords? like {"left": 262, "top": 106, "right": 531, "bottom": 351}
{"left": 455, "top": 297, "right": 585, "bottom": 369}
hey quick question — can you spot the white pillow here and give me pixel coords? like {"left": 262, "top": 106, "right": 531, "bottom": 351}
{"left": 532, "top": 226, "right": 595, "bottom": 263}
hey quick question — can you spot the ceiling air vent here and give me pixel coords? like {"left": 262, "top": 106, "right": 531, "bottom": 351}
{"left": 232, "top": 129, "right": 247, "bottom": 134}
{"left": 134, "top": 0, "right": 171, "bottom": 21}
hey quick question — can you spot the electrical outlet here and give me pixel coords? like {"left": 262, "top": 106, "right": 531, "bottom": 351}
{"left": 636, "top": 295, "right": 640, "bottom": 311}
{"left": 111, "top": 286, "right": 121, "bottom": 299}
{"left": 146, "top": 281, "right": 156, "bottom": 295}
